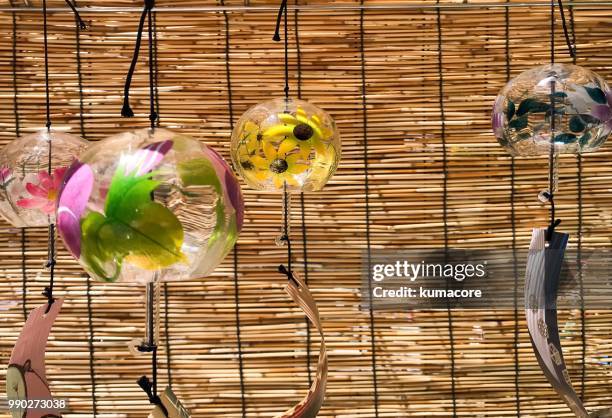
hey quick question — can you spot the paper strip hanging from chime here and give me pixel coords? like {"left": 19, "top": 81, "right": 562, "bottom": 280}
{"left": 148, "top": 386, "right": 191, "bottom": 418}
{"left": 275, "top": 271, "right": 327, "bottom": 418}
{"left": 6, "top": 299, "right": 64, "bottom": 418}
{"left": 525, "top": 229, "right": 612, "bottom": 418}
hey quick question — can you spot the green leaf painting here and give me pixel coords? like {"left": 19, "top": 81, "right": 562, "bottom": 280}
{"left": 508, "top": 115, "right": 528, "bottom": 130}
{"left": 516, "top": 99, "right": 550, "bottom": 117}
{"left": 569, "top": 116, "right": 586, "bottom": 133}
{"left": 554, "top": 133, "right": 577, "bottom": 144}
{"left": 585, "top": 86, "right": 607, "bottom": 104}
{"left": 80, "top": 141, "right": 186, "bottom": 282}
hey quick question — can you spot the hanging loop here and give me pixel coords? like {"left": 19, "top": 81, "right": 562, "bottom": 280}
{"left": 272, "top": 0, "right": 290, "bottom": 100}
{"left": 273, "top": 0, "right": 288, "bottom": 42}
{"left": 64, "top": 0, "right": 88, "bottom": 30}
{"left": 557, "top": 0, "right": 576, "bottom": 59}
{"left": 121, "top": 0, "right": 156, "bottom": 118}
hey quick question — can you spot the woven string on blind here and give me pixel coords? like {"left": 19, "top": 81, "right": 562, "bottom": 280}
{"left": 221, "top": 2, "right": 247, "bottom": 415}
{"left": 293, "top": 1, "right": 313, "bottom": 386}
{"left": 358, "top": 2, "right": 379, "bottom": 416}
{"left": 504, "top": 4, "right": 522, "bottom": 416}
{"left": 568, "top": 3, "right": 587, "bottom": 400}
{"left": 11, "top": 7, "right": 27, "bottom": 322}
{"left": 436, "top": 2, "right": 457, "bottom": 415}
{"left": 71, "top": 1, "right": 99, "bottom": 413}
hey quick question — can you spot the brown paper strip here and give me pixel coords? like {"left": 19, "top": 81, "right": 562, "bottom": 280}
{"left": 276, "top": 271, "right": 328, "bottom": 418}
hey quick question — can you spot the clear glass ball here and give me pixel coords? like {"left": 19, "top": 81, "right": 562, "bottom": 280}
{"left": 231, "top": 98, "right": 341, "bottom": 192}
{"left": 492, "top": 64, "right": 612, "bottom": 156}
{"left": 0, "top": 129, "right": 88, "bottom": 227}
{"left": 56, "top": 128, "right": 244, "bottom": 284}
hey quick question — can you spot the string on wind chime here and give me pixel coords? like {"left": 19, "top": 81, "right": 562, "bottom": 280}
{"left": 3, "top": 2, "right": 88, "bottom": 416}
{"left": 229, "top": 1, "right": 338, "bottom": 416}
{"left": 492, "top": 1, "right": 612, "bottom": 416}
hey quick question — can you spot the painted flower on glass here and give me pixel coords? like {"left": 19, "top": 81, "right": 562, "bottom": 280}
{"left": 251, "top": 138, "right": 308, "bottom": 188}
{"left": 264, "top": 107, "right": 331, "bottom": 157}
{"left": 591, "top": 89, "right": 612, "bottom": 134}
{"left": 17, "top": 167, "right": 67, "bottom": 214}
{"left": 236, "top": 121, "right": 263, "bottom": 172}
{"left": 0, "top": 166, "right": 12, "bottom": 186}
{"left": 61, "top": 140, "right": 187, "bottom": 282}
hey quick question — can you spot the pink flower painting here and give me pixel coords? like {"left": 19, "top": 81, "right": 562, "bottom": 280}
{"left": 17, "top": 167, "right": 67, "bottom": 214}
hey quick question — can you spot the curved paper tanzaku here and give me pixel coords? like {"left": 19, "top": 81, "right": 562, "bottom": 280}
{"left": 276, "top": 271, "right": 328, "bottom": 418}
{"left": 525, "top": 228, "right": 612, "bottom": 418}
{"left": 7, "top": 299, "right": 63, "bottom": 418}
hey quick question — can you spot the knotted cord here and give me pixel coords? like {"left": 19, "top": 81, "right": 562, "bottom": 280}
{"left": 41, "top": 0, "right": 55, "bottom": 314}
{"left": 120, "top": 0, "right": 165, "bottom": 412}
{"left": 273, "top": 0, "right": 295, "bottom": 274}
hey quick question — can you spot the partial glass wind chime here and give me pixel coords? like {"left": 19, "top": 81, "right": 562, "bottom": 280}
{"left": 0, "top": 2, "right": 88, "bottom": 418}
{"left": 492, "top": 1, "right": 612, "bottom": 417}
{"left": 229, "top": 1, "right": 339, "bottom": 416}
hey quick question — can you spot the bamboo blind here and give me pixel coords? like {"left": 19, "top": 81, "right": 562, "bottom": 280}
{"left": 0, "top": 1, "right": 612, "bottom": 417}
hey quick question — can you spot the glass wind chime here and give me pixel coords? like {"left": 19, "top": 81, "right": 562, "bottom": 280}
{"left": 492, "top": 2, "right": 612, "bottom": 417}
{"left": 1, "top": 2, "right": 88, "bottom": 418}
{"left": 55, "top": 1, "right": 243, "bottom": 416}
{"left": 229, "top": 1, "right": 339, "bottom": 416}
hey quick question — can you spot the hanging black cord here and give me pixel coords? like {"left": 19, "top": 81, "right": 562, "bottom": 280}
{"left": 138, "top": 369, "right": 168, "bottom": 417}
{"left": 121, "top": 3, "right": 151, "bottom": 117}
{"left": 221, "top": 1, "right": 247, "bottom": 413}
{"left": 557, "top": 0, "right": 576, "bottom": 59}
{"left": 64, "top": 0, "right": 87, "bottom": 30}
{"left": 147, "top": 5, "right": 157, "bottom": 129}
{"left": 359, "top": 2, "right": 379, "bottom": 416}
{"left": 153, "top": 12, "right": 161, "bottom": 128}
{"left": 436, "top": 3, "right": 457, "bottom": 415}
{"left": 11, "top": 12, "right": 20, "bottom": 140}
{"left": 42, "top": 0, "right": 51, "bottom": 130}
{"left": 40, "top": 0, "right": 89, "bottom": 314}
{"left": 505, "top": 5, "right": 521, "bottom": 416}
{"left": 273, "top": 0, "right": 290, "bottom": 100}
